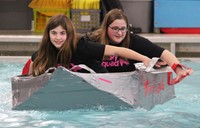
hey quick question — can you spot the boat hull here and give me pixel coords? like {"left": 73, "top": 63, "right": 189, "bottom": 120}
{"left": 11, "top": 65, "right": 175, "bottom": 111}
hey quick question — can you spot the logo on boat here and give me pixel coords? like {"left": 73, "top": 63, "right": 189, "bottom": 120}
{"left": 143, "top": 76, "right": 165, "bottom": 96}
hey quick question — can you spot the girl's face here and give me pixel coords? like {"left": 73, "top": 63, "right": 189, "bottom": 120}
{"left": 49, "top": 25, "right": 67, "bottom": 49}
{"left": 107, "top": 19, "right": 127, "bottom": 44}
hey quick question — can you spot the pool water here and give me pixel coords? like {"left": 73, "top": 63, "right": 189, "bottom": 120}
{"left": 0, "top": 58, "right": 200, "bottom": 128}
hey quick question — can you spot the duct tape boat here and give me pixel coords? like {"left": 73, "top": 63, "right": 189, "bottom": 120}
{"left": 11, "top": 58, "right": 175, "bottom": 111}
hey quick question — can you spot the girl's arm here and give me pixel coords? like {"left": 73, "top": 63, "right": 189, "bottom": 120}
{"left": 160, "top": 50, "right": 179, "bottom": 67}
{"left": 104, "top": 45, "right": 151, "bottom": 67}
{"left": 160, "top": 50, "right": 193, "bottom": 83}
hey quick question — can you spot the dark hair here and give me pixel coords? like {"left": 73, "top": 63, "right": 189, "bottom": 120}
{"left": 87, "top": 9, "right": 130, "bottom": 48}
{"left": 32, "top": 14, "right": 78, "bottom": 76}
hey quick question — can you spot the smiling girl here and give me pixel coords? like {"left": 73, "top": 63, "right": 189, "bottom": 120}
{"left": 27, "top": 14, "right": 152, "bottom": 76}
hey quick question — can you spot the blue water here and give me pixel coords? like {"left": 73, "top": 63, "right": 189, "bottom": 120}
{"left": 0, "top": 59, "right": 200, "bottom": 128}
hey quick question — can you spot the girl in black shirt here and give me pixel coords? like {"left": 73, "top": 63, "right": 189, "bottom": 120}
{"left": 86, "top": 9, "right": 192, "bottom": 83}
{"left": 28, "top": 14, "right": 151, "bottom": 76}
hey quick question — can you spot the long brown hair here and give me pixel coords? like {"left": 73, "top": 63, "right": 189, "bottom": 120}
{"left": 32, "top": 14, "right": 78, "bottom": 76}
{"left": 87, "top": 9, "right": 130, "bottom": 48}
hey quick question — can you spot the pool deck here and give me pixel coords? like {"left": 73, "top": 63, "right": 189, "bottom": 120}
{"left": 0, "top": 56, "right": 30, "bottom": 62}
{"left": 1, "top": 30, "right": 200, "bottom": 57}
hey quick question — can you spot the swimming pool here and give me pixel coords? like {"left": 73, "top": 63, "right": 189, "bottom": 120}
{"left": 0, "top": 56, "right": 200, "bottom": 128}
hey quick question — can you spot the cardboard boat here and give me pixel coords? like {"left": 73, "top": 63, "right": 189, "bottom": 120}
{"left": 11, "top": 62, "right": 175, "bottom": 111}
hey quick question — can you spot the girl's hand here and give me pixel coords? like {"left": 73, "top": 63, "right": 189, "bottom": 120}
{"left": 170, "top": 64, "right": 193, "bottom": 85}
{"left": 154, "top": 59, "right": 167, "bottom": 68}
{"left": 143, "top": 57, "right": 151, "bottom": 68}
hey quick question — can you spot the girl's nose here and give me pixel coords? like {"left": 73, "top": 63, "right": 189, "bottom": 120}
{"left": 56, "top": 34, "right": 62, "bottom": 39}
{"left": 116, "top": 30, "right": 123, "bottom": 35}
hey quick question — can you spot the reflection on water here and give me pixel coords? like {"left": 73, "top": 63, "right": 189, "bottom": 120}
{"left": 0, "top": 59, "right": 200, "bottom": 128}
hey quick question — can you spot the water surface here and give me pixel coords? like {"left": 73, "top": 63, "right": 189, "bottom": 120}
{"left": 0, "top": 58, "right": 200, "bottom": 128}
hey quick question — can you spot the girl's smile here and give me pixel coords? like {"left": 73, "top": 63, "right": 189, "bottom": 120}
{"left": 49, "top": 25, "right": 67, "bottom": 49}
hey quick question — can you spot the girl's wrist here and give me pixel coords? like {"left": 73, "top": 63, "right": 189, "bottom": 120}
{"left": 171, "top": 63, "right": 182, "bottom": 74}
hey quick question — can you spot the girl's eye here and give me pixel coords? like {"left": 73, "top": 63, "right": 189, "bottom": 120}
{"left": 51, "top": 31, "right": 57, "bottom": 35}
{"left": 61, "top": 32, "right": 66, "bottom": 35}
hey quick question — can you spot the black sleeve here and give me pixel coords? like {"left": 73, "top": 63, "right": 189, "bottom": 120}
{"left": 31, "top": 51, "right": 38, "bottom": 61}
{"left": 72, "top": 37, "right": 108, "bottom": 73}
{"left": 130, "top": 34, "right": 165, "bottom": 58}
{"left": 75, "top": 37, "right": 105, "bottom": 61}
